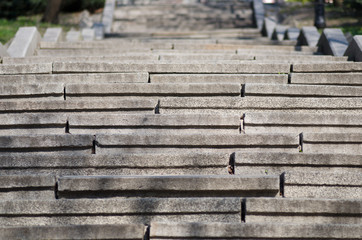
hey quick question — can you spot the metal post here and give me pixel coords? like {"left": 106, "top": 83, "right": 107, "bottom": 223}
{"left": 314, "top": 0, "right": 326, "bottom": 29}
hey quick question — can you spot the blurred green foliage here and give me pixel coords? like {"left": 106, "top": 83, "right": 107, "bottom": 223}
{"left": 0, "top": 0, "right": 105, "bottom": 19}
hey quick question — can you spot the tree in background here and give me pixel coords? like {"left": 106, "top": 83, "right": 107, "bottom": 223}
{"left": 42, "top": 0, "right": 62, "bottom": 23}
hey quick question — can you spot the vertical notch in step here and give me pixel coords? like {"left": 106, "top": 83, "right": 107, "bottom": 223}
{"left": 63, "top": 87, "right": 66, "bottom": 100}
{"left": 92, "top": 135, "right": 97, "bottom": 154}
{"left": 143, "top": 225, "right": 150, "bottom": 240}
{"left": 241, "top": 198, "right": 246, "bottom": 222}
{"left": 240, "top": 113, "right": 246, "bottom": 134}
{"left": 288, "top": 73, "right": 292, "bottom": 84}
{"left": 65, "top": 121, "right": 70, "bottom": 133}
{"left": 228, "top": 152, "right": 235, "bottom": 175}
{"left": 154, "top": 100, "right": 160, "bottom": 114}
{"left": 280, "top": 172, "right": 285, "bottom": 197}
{"left": 299, "top": 132, "right": 304, "bottom": 152}
{"left": 54, "top": 181, "right": 59, "bottom": 199}
{"left": 241, "top": 84, "right": 245, "bottom": 97}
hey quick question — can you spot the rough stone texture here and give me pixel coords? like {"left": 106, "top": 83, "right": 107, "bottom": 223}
{"left": 159, "top": 54, "right": 254, "bottom": 61}
{"left": 0, "top": 99, "right": 157, "bottom": 114}
{"left": 255, "top": 55, "right": 347, "bottom": 62}
{"left": 0, "top": 73, "right": 149, "bottom": 84}
{"left": 0, "top": 83, "right": 64, "bottom": 99}
{"left": 53, "top": 62, "right": 291, "bottom": 74}
{"left": 284, "top": 27, "right": 300, "bottom": 41}
{"left": 0, "top": 64, "right": 52, "bottom": 75}
{"left": 318, "top": 28, "right": 349, "bottom": 56}
{"left": 297, "top": 26, "right": 320, "bottom": 47}
{"left": 7, "top": 27, "right": 41, "bottom": 57}
{"left": 81, "top": 28, "right": 95, "bottom": 41}
{"left": 57, "top": 175, "right": 279, "bottom": 197}
{"left": 150, "top": 74, "right": 288, "bottom": 84}
{"left": 66, "top": 83, "right": 241, "bottom": 97}
{"left": 150, "top": 222, "right": 362, "bottom": 239}
{"left": 344, "top": 35, "right": 362, "bottom": 62}
{"left": 42, "top": 28, "right": 62, "bottom": 42}
{"left": 261, "top": 17, "right": 276, "bottom": 39}
{"left": 292, "top": 62, "right": 362, "bottom": 72}
{"left": 245, "top": 198, "right": 362, "bottom": 224}
{"left": 0, "top": 224, "right": 147, "bottom": 240}
{"left": 102, "top": 0, "right": 116, "bottom": 34}
{"left": 66, "top": 30, "right": 81, "bottom": 42}
{"left": 244, "top": 83, "right": 362, "bottom": 97}
{"left": 0, "top": 175, "right": 55, "bottom": 189}
{"left": 290, "top": 73, "right": 362, "bottom": 85}
{"left": 0, "top": 42, "right": 9, "bottom": 57}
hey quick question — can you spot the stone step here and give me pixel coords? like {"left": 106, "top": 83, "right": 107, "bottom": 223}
{"left": 0, "top": 134, "right": 94, "bottom": 154}
{"left": 0, "top": 113, "right": 67, "bottom": 135}
{"left": 0, "top": 175, "right": 55, "bottom": 200}
{"left": 150, "top": 222, "right": 362, "bottom": 239}
{"left": 290, "top": 73, "right": 362, "bottom": 86}
{"left": 0, "top": 99, "right": 157, "bottom": 114}
{"left": 95, "top": 133, "right": 299, "bottom": 154}
{"left": 0, "top": 83, "right": 64, "bottom": 100}
{"left": 39, "top": 41, "right": 174, "bottom": 49}
{"left": 0, "top": 198, "right": 241, "bottom": 226}
{"left": 158, "top": 97, "right": 362, "bottom": 114}
{"left": 57, "top": 175, "right": 280, "bottom": 198}
{"left": 244, "top": 83, "right": 362, "bottom": 98}
{"left": 68, "top": 113, "right": 241, "bottom": 134}
{"left": 158, "top": 54, "right": 255, "bottom": 61}
{"left": 53, "top": 62, "right": 291, "bottom": 74}
{"left": 0, "top": 73, "right": 149, "bottom": 85}
{"left": 66, "top": 83, "right": 241, "bottom": 99}
{"left": 302, "top": 133, "right": 362, "bottom": 154}
{"left": 244, "top": 198, "right": 362, "bottom": 224}
{"left": 150, "top": 73, "right": 288, "bottom": 84}
{"left": 0, "top": 224, "right": 146, "bottom": 240}
{"left": 243, "top": 112, "right": 362, "bottom": 134}
{"left": 255, "top": 55, "right": 347, "bottom": 62}
{"left": 36, "top": 49, "right": 167, "bottom": 57}
{"left": 0, "top": 63, "right": 52, "bottom": 75}
{"left": 293, "top": 62, "right": 362, "bottom": 73}
{"left": 283, "top": 171, "right": 362, "bottom": 199}
{"left": 237, "top": 49, "right": 315, "bottom": 55}
{"left": 0, "top": 152, "right": 231, "bottom": 176}
{"left": 234, "top": 152, "right": 362, "bottom": 175}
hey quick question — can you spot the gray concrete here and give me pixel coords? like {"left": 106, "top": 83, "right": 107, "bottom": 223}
{"left": 317, "top": 28, "right": 349, "bottom": 56}
{"left": 150, "top": 222, "right": 362, "bottom": 239}
{"left": 0, "top": 42, "right": 9, "bottom": 57}
{"left": 53, "top": 62, "right": 291, "bottom": 74}
{"left": 290, "top": 72, "right": 362, "bottom": 85}
{"left": 57, "top": 175, "right": 279, "bottom": 197}
{"left": 297, "top": 26, "right": 320, "bottom": 47}
{"left": 0, "top": 63, "right": 52, "bottom": 75}
{"left": 65, "top": 30, "right": 81, "bottom": 42}
{"left": 0, "top": 224, "right": 146, "bottom": 240}
{"left": 93, "top": 23, "right": 105, "bottom": 40}
{"left": 255, "top": 55, "right": 347, "bottom": 62}
{"left": 0, "top": 175, "right": 55, "bottom": 189}
{"left": 244, "top": 83, "right": 362, "bottom": 97}
{"left": 102, "top": 0, "right": 116, "bottom": 34}
{"left": 0, "top": 83, "right": 64, "bottom": 99}
{"left": 7, "top": 27, "right": 41, "bottom": 57}
{"left": 150, "top": 74, "right": 288, "bottom": 84}
{"left": 252, "top": 0, "right": 265, "bottom": 30}
{"left": 303, "top": 133, "right": 362, "bottom": 154}
{"left": 261, "top": 17, "right": 276, "bottom": 39}
{"left": 271, "top": 25, "right": 287, "bottom": 41}
{"left": 344, "top": 35, "right": 362, "bottom": 62}
{"left": 292, "top": 62, "right": 362, "bottom": 72}
{"left": 42, "top": 28, "right": 62, "bottom": 43}
{"left": 246, "top": 198, "right": 362, "bottom": 224}
{"left": 66, "top": 83, "right": 241, "bottom": 97}
{"left": 159, "top": 54, "right": 254, "bottom": 61}
{"left": 284, "top": 27, "right": 300, "bottom": 41}
{"left": 81, "top": 28, "right": 95, "bottom": 41}
{"left": 0, "top": 99, "right": 157, "bottom": 114}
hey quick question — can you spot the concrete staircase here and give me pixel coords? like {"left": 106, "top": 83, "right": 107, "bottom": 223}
{"left": 0, "top": 1, "right": 361, "bottom": 239}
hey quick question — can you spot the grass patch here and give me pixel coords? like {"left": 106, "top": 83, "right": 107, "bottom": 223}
{"left": 0, "top": 15, "right": 74, "bottom": 44}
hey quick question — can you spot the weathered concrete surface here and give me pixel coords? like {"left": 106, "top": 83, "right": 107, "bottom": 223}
{"left": 66, "top": 83, "right": 241, "bottom": 97}
{"left": 245, "top": 198, "right": 362, "bottom": 224}
{"left": 102, "top": 0, "right": 116, "bottom": 34}
{"left": 7, "top": 27, "right": 41, "bottom": 57}
{"left": 318, "top": 28, "right": 349, "bottom": 56}
{"left": 252, "top": 0, "right": 265, "bottom": 30}
{"left": 65, "top": 30, "right": 81, "bottom": 42}
{"left": 261, "top": 17, "right": 276, "bottom": 39}
{"left": 284, "top": 28, "right": 300, "bottom": 41}
{"left": 0, "top": 175, "right": 55, "bottom": 189}
{"left": 0, "top": 64, "right": 52, "bottom": 75}
{"left": 292, "top": 62, "right": 362, "bottom": 72}
{"left": 0, "top": 152, "right": 231, "bottom": 176}
{"left": 0, "top": 224, "right": 147, "bottom": 240}
{"left": 0, "top": 42, "right": 9, "bottom": 57}
{"left": 150, "top": 74, "right": 288, "bottom": 84}
{"left": 244, "top": 83, "right": 362, "bottom": 97}
{"left": 0, "top": 99, "right": 157, "bottom": 114}
{"left": 158, "top": 54, "right": 254, "bottom": 61}
{"left": 81, "top": 28, "right": 95, "bottom": 41}
{"left": 255, "top": 55, "right": 346, "bottom": 62}
{"left": 290, "top": 73, "right": 362, "bottom": 85}
{"left": 53, "top": 62, "right": 291, "bottom": 74}
{"left": 272, "top": 25, "right": 287, "bottom": 41}
{"left": 344, "top": 35, "right": 362, "bottom": 62}
{"left": 297, "top": 26, "right": 320, "bottom": 47}
{"left": 0, "top": 198, "right": 241, "bottom": 225}
{"left": 42, "top": 28, "right": 62, "bottom": 43}
{"left": 0, "top": 84, "right": 64, "bottom": 99}
{"left": 150, "top": 222, "right": 362, "bottom": 239}
{"left": 0, "top": 73, "right": 149, "bottom": 85}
